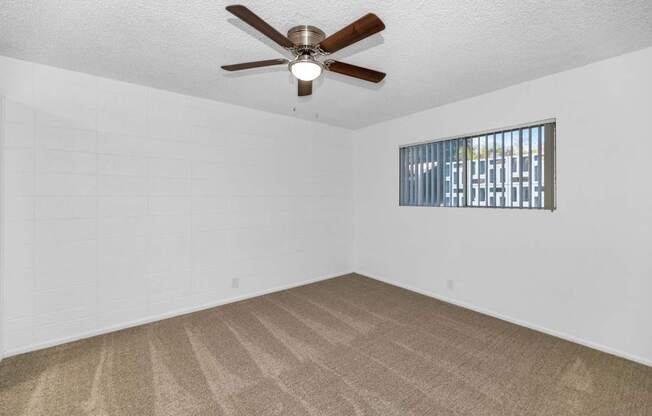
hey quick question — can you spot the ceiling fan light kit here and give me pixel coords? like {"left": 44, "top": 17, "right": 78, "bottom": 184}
{"left": 222, "top": 5, "right": 386, "bottom": 96}
{"left": 289, "top": 55, "right": 323, "bottom": 81}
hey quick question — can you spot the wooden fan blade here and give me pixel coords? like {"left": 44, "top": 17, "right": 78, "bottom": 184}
{"left": 226, "top": 5, "right": 294, "bottom": 49}
{"left": 319, "top": 13, "right": 385, "bottom": 53}
{"left": 325, "top": 60, "right": 386, "bottom": 83}
{"left": 298, "top": 80, "right": 312, "bottom": 96}
{"left": 221, "top": 59, "right": 288, "bottom": 71}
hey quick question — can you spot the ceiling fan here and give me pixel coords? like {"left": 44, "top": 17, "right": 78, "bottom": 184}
{"left": 221, "top": 5, "right": 386, "bottom": 96}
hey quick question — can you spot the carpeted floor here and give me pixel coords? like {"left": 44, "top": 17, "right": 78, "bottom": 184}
{"left": 1, "top": 274, "right": 651, "bottom": 416}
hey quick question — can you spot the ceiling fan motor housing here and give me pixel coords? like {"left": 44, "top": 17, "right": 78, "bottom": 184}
{"left": 287, "top": 25, "right": 326, "bottom": 49}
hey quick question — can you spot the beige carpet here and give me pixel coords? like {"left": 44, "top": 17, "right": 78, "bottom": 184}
{"left": 1, "top": 274, "right": 651, "bottom": 416}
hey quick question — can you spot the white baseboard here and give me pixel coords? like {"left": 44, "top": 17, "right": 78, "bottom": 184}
{"left": 3, "top": 270, "right": 353, "bottom": 358}
{"left": 357, "top": 270, "right": 652, "bottom": 368}
{"left": 7, "top": 270, "right": 650, "bottom": 369}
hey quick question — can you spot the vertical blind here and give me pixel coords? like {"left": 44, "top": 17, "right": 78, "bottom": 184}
{"left": 399, "top": 122, "right": 555, "bottom": 210}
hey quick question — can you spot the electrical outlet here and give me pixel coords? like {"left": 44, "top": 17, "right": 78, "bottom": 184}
{"left": 446, "top": 279, "right": 454, "bottom": 291}
{"left": 231, "top": 277, "right": 240, "bottom": 289}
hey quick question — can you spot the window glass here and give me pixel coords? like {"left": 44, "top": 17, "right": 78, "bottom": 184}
{"left": 399, "top": 122, "right": 555, "bottom": 209}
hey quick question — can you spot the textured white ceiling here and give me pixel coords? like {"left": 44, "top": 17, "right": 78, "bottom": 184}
{"left": 1, "top": 0, "right": 652, "bottom": 129}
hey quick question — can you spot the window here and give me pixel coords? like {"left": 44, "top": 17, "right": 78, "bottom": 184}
{"left": 399, "top": 121, "right": 556, "bottom": 209}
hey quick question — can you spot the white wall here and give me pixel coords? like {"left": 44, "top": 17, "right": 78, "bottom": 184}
{"left": 2, "top": 46, "right": 651, "bottom": 366}
{"left": 0, "top": 55, "right": 353, "bottom": 356}
{"left": 353, "top": 47, "right": 652, "bottom": 366}
{"left": 0, "top": 97, "right": 5, "bottom": 362}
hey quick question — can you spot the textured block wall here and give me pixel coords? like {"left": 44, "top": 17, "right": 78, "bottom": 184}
{"left": 0, "top": 56, "right": 353, "bottom": 355}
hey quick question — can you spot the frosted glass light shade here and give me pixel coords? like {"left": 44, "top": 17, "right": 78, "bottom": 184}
{"left": 289, "top": 56, "right": 323, "bottom": 81}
